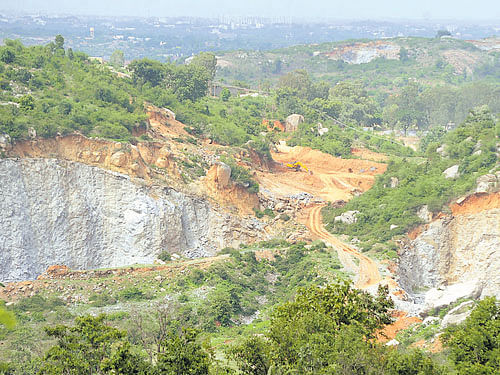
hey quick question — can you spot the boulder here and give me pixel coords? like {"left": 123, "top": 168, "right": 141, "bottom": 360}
{"left": 28, "top": 127, "right": 37, "bottom": 139}
{"left": 436, "top": 145, "right": 447, "bottom": 157}
{"left": 317, "top": 123, "right": 329, "bottom": 136}
{"left": 443, "top": 165, "right": 460, "bottom": 179}
{"left": 476, "top": 174, "right": 498, "bottom": 193}
{"left": 385, "top": 339, "right": 400, "bottom": 346}
{"left": 420, "top": 280, "right": 482, "bottom": 317}
{"left": 285, "top": 114, "right": 304, "bottom": 132}
{"left": 0, "top": 133, "right": 11, "bottom": 151}
{"left": 334, "top": 210, "right": 359, "bottom": 225}
{"left": 110, "top": 151, "right": 128, "bottom": 167}
{"left": 441, "top": 300, "right": 475, "bottom": 328}
{"left": 213, "top": 162, "right": 231, "bottom": 189}
{"left": 417, "top": 205, "right": 433, "bottom": 223}
{"left": 390, "top": 177, "right": 399, "bottom": 188}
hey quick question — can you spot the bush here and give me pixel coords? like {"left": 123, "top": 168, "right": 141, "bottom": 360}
{"left": 158, "top": 250, "right": 172, "bottom": 262}
{"left": 118, "top": 286, "right": 149, "bottom": 301}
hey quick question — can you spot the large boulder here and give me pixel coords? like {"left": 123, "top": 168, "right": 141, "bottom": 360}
{"left": 443, "top": 165, "right": 460, "bottom": 179}
{"left": 476, "top": 174, "right": 498, "bottom": 193}
{"left": 441, "top": 300, "right": 475, "bottom": 328}
{"left": 420, "top": 280, "right": 482, "bottom": 317}
{"left": 334, "top": 210, "right": 359, "bottom": 225}
{"left": 285, "top": 114, "right": 304, "bottom": 132}
{"left": 417, "top": 205, "right": 433, "bottom": 223}
{"left": 213, "top": 162, "right": 231, "bottom": 189}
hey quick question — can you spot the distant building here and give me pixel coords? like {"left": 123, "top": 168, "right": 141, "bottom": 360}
{"left": 89, "top": 27, "right": 95, "bottom": 39}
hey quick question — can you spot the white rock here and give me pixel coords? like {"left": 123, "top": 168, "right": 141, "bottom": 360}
{"left": 390, "top": 224, "right": 399, "bottom": 230}
{"left": 390, "top": 177, "right": 399, "bottom": 188}
{"left": 476, "top": 174, "right": 498, "bottom": 194}
{"left": 285, "top": 114, "right": 304, "bottom": 132}
{"left": 0, "top": 159, "right": 266, "bottom": 282}
{"left": 334, "top": 210, "right": 359, "bottom": 225}
{"left": 420, "top": 280, "right": 482, "bottom": 317}
{"left": 417, "top": 205, "right": 433, "bottom": 223}
{"left": 443, "top": 165, "right": 460, "bottom": 179}
{"left": 436, "top": 145, "right": 447, "bottom": 157}
{"left": 441, "top": 300, "right": 475, "bottom": 328}
{"left": 385, "top": 339, "right": 400, "bottom": 346}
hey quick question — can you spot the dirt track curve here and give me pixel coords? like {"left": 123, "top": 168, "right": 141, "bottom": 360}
{"left": 306, "top": 205, "right": 381, "bottom": 289}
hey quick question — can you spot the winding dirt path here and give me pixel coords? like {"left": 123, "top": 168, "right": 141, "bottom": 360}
{"left": 306, "top": 205, "right": 381, "bottom": 289}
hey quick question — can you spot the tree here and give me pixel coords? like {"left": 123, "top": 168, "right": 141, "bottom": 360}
{"left": 190, "top": 52, "right": 217, "bottom": 80}
{"left": 54, "top": 34, "right": 64, "bottom": 50}
{"left": 442, "top": 297, "right": 499, "bottom": 375}
{"left": 19, "top": 95, "right": 35, "bottom": 111}
{"left": 110, "top": 50, "right": 125, "bottom": 68}
{"left": 0, "top": 49, "right": 15, "bottom": 64}
{"left": 267, "top": 280, "right": 394, "bottom": 372}
{"left": 156, "top": 328, "right": 210, "bottom": 375}
{"left": 399, "top": 47, "right": 409, "bottom": 62}
{"left": 128, "top": 58, "right": 165, "bottom": 86}
{"left": 436, "top": 30, "right": 452, "bottom": 38}
{"left": 39, "top": 315, "right": 151, "bottom": 374}
{"left": 229, "top": 336, "right": 270, "bottom": 375}
{"left": 220, "top": 88, "right": 231, "bottom": 102}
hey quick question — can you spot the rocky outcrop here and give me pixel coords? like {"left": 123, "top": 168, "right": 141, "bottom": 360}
{"left": 398, "top": 193, "right": 500, "bottom": 313}
{"left": 0, "top": 158, "right": 265, "bottom": 282}
{"left": 443, "top": 165, "right": 460, "bottom": 179}
{"left": 285, "top": 114, "right": 304, "bottom": 132}
{"left": 334, "top": 210, "right": 359, "bottom": 224}
{"left": 203, "top": 163, "right": 260, "bottom": 215}
{"left": 476, "top": 173, "right": 499, "bottom": 193}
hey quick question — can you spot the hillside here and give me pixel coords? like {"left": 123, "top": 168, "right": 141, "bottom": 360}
{"left": 0, "top": 37, "right": 499, "bottom": 374}
{"left": 217, "top": 36, "right": 500, "bottom": 89}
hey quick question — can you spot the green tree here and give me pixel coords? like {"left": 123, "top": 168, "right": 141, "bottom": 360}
{"left": 110, "top": 50, "right": 125, "bottom": 68}
{"left": 54, "top": 34, "right": 65, "bottom": 50}
{"left": 0, "top": 49, "right": 15, "bottom": 64}
{"left": 220, "top": 88, "right": 231, "bottom": 102}
{"left": 267, "top": 280, "right": 394, "bottom": 372}
{"left": 156, "top": 328, "right": 210, "bottom": 375}
{"left": 128, "top": 58, "right": 165, "bottom": 86}
{"left": 229, "top": 336, "right": 270, "bottom": 375}
{"left": 40, "top": 315, "right": 150, "bottom": 374}
{"left": 19, "top": 95, "right": 35, "bottom": 111}
{"left": 442, "top": 297, "right": 499, "bottom": 375}
{"left": 190, "top": 52, "right": 217, "bottom": 80}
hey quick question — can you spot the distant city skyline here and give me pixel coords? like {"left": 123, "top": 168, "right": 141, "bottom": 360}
{"left": 2, "top": 0, "right": 500, "bottom": 21}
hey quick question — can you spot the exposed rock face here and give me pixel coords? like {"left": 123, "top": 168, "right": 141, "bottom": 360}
{"left": 0, "top": 158, "right": 264, "bottom": 282}
{"left": 398, "top": 194, "right": 500, "bottom": 309}
{"left": 476, "top": 173, "right": 499, "bottom": 193}
{"left": 285, "top": 114, "right": 304, "bottom": 132}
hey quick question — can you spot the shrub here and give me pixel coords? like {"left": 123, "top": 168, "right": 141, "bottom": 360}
{"left": 158, "top": 250, "right": 172, "bottom": 262}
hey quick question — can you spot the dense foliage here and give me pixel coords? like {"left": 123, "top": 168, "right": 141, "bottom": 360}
{"left": 323, "top": 106, "right": 499, "bottom": 251}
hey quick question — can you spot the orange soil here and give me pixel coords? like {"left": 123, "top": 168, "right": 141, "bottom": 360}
{"left": 450, "top": 192, "right": 500, "bottom": 216}
{"left": 377, "top": 310, "right": 422, "bottom": 342}
{"left": 256, "top": 143, "right": 388, "bottom": 289}
{"left": 256, "top": 143, "right": 386, "bottom": 202}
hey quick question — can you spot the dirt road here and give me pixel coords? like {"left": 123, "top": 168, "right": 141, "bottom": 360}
{"left": 256, "top": 143, "right": 385, "bottom": 289}
{"left": 306, "top": 205, "right": 381, "bottom": 288}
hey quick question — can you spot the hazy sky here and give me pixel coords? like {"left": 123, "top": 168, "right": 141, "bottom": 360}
{"left": 2, "top": 0, "right": 500, "bottom": 20}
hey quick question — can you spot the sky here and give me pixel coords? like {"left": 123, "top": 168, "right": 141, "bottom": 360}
{"left": 2, "top": 0, "right": 500, "bottom": 20}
